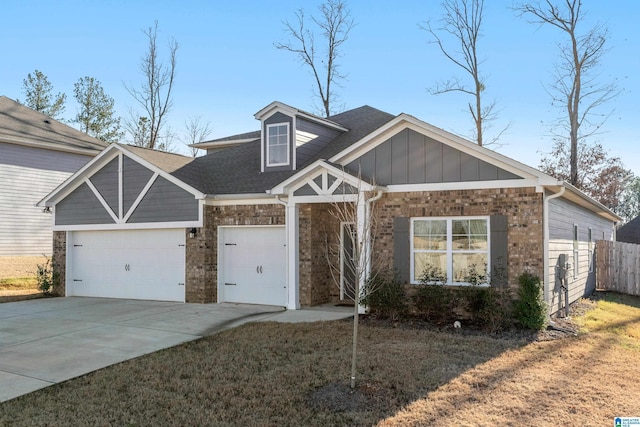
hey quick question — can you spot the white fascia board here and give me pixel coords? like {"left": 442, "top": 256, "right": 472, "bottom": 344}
{"left": 116, "top": 145, "right": 205, "bottom": 200}
{"left": 290, "top": 194, "right": 360, "bottom": 204}
{"left": 52, "top": 220, "right": 202, "bottom": 232}
{"left": 331, "top": 114, "right": 555, "bottom": 184}
{"left": 37, "top": 143, "right": 121, "bottom": 207}
{"left": 387, "top": 178, "right": 543, "bottom": 193}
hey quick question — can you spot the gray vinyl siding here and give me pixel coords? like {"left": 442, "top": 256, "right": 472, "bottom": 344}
{"left": 89, "top": 157, "right": 119, "bottom": 214}
{"left": 55, "top": 183, "right": 115, "bottom": 225}
{"left": 547, "top": 195, "right": 615, "bottom": 314}
{"left": 296, "top": 117, "right": 342, "bottom": 166}
{"left": 0, "top": 143, "right": 91, "bottom": 256}
{"left": 128, "top": 177, "right": 198, "bottom": 223}
{"left": 123, "top": 156, "right": 154, "bottom": 214}
{"left": 346, "top": 129, "right": 522, "bottom": 185}
{"left": 263, "top": 112, "right": 294, "bottom": 172}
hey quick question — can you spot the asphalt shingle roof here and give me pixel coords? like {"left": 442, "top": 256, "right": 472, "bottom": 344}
{"left": 123, "top": 144, "right": 194, "bottom": 174}
{"left": 617, "top": 216, "right": 640, "bottom": 244}
{"left": 171, "top": 105, "right": 396, "bottom": 194}
{"left": 0, "top": 95, "right": 108, "bottom": 153}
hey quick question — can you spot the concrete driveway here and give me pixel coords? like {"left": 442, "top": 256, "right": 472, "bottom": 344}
{"left": 0, "top": 297, "right": 352, "bottom": 402}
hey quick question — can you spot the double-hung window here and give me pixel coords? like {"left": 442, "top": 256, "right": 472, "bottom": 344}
{"left": 266, "top": 123, "right": 289, "bottom": 166}
{"left": 411, "top": 217, "right": 490, "bottom": 285}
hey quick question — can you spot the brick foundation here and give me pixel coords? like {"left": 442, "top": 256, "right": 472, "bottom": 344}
{"left": 52, "top": 231, "right": 66, "bottom": 296}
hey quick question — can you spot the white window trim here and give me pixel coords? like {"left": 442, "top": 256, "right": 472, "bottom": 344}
{"left": 410, "top": 216, "right": 491, "bottom": 286}
{"left": 266, "top": 122, "right": 290, "bottom": 167}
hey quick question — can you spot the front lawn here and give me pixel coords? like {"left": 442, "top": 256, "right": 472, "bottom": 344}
{"left": 1, "top": 292, "right": 639, "bottom": 426}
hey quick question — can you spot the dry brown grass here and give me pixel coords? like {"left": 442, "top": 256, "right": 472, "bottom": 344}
{"left": 0, "top": 277, "right": 43, "bottom": 303}
{"left": 1, "top": 292, "right": 639, "bottom": 426}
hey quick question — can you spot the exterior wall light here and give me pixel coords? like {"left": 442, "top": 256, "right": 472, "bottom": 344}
{"left": 189, "top": 228, "right": 197, "bottom": 239}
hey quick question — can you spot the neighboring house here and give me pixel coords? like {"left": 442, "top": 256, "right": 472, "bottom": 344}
{"left": 38, "top": 101, "right": 620, "bottom": 315}
{"left": 0, "top": 96, "right": 107, "bottom": 262}
{"left": 616, "top": 216, "right": 640, "bottom": 244}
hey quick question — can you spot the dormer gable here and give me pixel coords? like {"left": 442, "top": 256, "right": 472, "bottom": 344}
{"left": 255, "top": 101, "right": 348, "bottom": 172}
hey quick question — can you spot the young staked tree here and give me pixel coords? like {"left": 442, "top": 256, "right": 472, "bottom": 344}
{"left": 20, "top": 69, "right": 66, "bottom": 119}
{"left": 275, "top": 0, "right": 354, "bottom": 117}
{"left": 422, "top": 0, "right": 504, "bottom": 147}
{"left": 182, "top": 116, "right": 213, "bottom": 157}
{"left": 516, "top": 0, "right": 619, "bottom": 186}
{"left": 73, "top": 77, "right": 123, "bottom": 143}
{"left": 324, "top": 179, "right": 383, "bottom": 389}
{"left": 125, "top": 21, "right": 178, "bottom": 150}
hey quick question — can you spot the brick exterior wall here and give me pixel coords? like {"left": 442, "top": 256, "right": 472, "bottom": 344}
{"left": 185, "top": 204, "right": 286, "bottom": 303}
{"left": 298, "top": 203, "right": 341, "bottom": 306}
{"left": 373, "top": 188, "right": 544, "bottom": 290}
{"left": 52, "top": 231, "right": 66, "bottom": 296}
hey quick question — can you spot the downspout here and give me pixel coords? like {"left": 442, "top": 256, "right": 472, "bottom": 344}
{"left": 543, "top": 185, "right": 566, "bottom": 317}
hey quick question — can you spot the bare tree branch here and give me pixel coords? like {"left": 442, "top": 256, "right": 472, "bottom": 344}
{"left": 422, "top": 0, "right": 506, "bottom": 147}
{"left": 275, "top": 0, "right": 354, "bottom": 117}
{"left": 515, "top": 0, "right": 619, "bottom": 186}
{"left": 124, "top": 21, "right": 178, "bottom": 150}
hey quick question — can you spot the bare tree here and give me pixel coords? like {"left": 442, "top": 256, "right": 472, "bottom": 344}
{"left": 275, "top": 0, "right": 354, "bottom": 117}
{"left": 324, "top": 178, "right": 383, "bottom": 389}
{"left": 182, "top": 116, "right": 213, "bottom": 157}
{"left": 516, "top": 0, "right": 619, "bottom": 186}
{"left": 422, "top": 0, "right": 505, "bottom": 146}
{"left": 125, "top": 21, "right": 178, "bottom": 150}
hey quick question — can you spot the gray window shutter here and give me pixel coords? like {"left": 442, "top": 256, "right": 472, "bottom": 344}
{"left": 490, "top": 215, "right": 508, "bottom": 287}
{"left": 394, "top": 217, "right": 410, "bottom": 283}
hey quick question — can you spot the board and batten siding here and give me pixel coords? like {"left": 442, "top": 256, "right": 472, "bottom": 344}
{"left": 54, "top": 154, "right": 199, "bottom": 227}
{"left": 0, "top": 142, "right": 92, "bottom": 256}
{"left": 547, "top": 195, "right": 615, "bottom": 314}
{"left": 346, "top": 128, "right": 522, "bottom": 185}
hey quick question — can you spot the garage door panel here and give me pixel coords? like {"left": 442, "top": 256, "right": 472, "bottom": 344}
{"left": 220, "top": 226, "right": 286, "bottom": 306}
{"left": 68, "top": 229, "right": 185, "bottom": 302}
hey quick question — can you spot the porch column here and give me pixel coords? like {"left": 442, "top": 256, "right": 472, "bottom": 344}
{"left": 356, "top": 195, "right": 368, "bottom": 314}
{"left": 286, "top": 201, "right": 300, "bottom": 310}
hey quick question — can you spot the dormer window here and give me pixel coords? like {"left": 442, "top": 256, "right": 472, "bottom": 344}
{"left": 267, "top": 123, "right": 290, "bottom": 166}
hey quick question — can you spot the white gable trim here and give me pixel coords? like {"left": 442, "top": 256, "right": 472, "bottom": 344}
{"left": 330, "top": 114, "right": 557, "bottom": 185}
{"left": 270, "top": 159, "right": 377, "bottom": 196}
{"left": 38, "top": 143, "right": 204, "bottom": 207}
{"left": 255, "top": 101, "right": 348, "bottom": 132}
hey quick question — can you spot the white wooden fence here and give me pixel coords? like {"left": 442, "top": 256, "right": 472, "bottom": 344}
{"left": 596, "top": 240, "right": 640, "bottom": 296}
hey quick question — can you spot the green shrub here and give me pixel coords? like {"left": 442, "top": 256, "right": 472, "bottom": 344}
{"left": 513, "top": 272, "right": 547, "bottom": 330}
{"left": 361, "top": 271, "right": 407, "bottom": 320}
{"left": 35, "top": 257, "right": 54, "bottom": 294}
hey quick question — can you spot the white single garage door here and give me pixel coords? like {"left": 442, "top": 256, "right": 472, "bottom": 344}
{"left": 68, "top": 229, "right": 186, "bottom": 302}
{"left": 219, "top": 226, "right": 287, "bottom": 306}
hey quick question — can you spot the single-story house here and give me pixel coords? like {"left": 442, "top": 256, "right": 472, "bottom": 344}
{"left": 0, "top": 96, "right": 107, "bottom": 271}
{"left": 38, "top": 101, "right": 620, "bottom": 315}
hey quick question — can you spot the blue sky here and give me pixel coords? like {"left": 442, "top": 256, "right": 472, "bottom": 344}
{"left": 1, "top": 1, "right": 638, "bottom": 174}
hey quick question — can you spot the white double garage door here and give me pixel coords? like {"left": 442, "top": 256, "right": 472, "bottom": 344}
{"left": 67, "top": 226, "right": 286, "bottom": 305}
